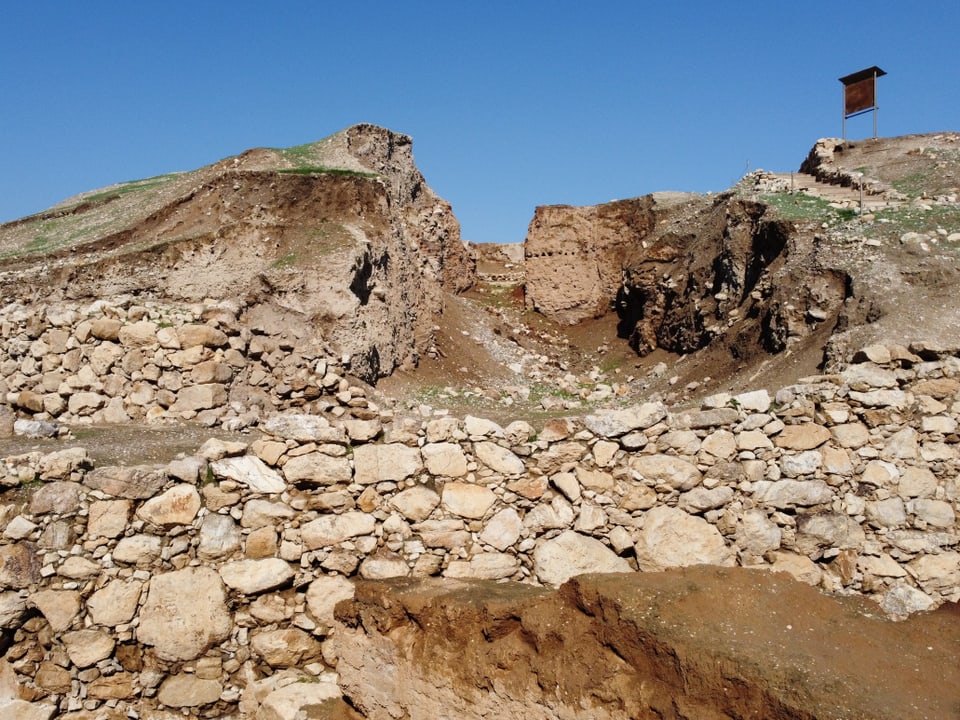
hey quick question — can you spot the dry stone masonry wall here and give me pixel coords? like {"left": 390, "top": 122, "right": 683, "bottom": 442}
{"left": 0, "top": 298, "right": 360, "bottom": 431}
{"left": 2, "top": 336, "right": 960, "bottom": 717}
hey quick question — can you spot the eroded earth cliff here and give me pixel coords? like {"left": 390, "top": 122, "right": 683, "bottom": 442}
{"left": 0, "top": 124, "right": 474, "bottom": 382}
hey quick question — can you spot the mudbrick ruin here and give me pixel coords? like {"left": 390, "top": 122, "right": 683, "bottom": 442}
{"left": 1, "top": 125, "right": 959, "bottom": 719}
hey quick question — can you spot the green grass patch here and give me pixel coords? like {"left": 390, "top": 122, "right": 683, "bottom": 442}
{"left": 63, "top": 173, "right": 183, "bottom": 209}
{"left": 865, "top": 205, "right": 960, "bottom": 244}
{"left": 891, "top": 172, "right": 931, "bottom": 198}
{"left": 760, "top": 193, "right": 855, "bottom": 225}
{"left": 271, "top": 252, "right": 299, "bottom": 268}
{"left": 276, "top": 166, "right": 378, "bottom": 178}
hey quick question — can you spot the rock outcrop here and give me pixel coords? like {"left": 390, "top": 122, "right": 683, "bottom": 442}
{"left": 523, "top": 193, "right": 695, "bottom": 324}
{"left": 524, "top": 190, "right": 847, "bottom": 365}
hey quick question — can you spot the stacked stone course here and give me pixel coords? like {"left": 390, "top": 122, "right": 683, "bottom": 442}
{"left": 0, "top": 298, "right": 355, "bottom": 431}
{"left": 2, "top": 330, "right": 960, "bottom": 717}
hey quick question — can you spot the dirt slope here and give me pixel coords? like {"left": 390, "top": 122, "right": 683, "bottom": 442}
{"left": 403, "top": 132, "right": 960, "bottom": 415}
{"left": 0, "top": 124, "right": 474, "bottom": 381}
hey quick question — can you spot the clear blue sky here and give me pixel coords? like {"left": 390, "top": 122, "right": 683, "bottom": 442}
{"left": 2, "top": 2, "right": 958, "bottom": 243}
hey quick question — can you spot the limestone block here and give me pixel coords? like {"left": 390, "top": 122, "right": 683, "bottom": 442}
{"left": 445, "top": 552, "right": 518, "bottom": 580}
{"left": 391, "top": 486, "right": 441, "bottom": 523}
{"left": 479, "top": 508, "right": 522, "bottom": 551}
{"left": 137, "top": 567, "right": 232, "bottom": 661}
{"left": 584, "top": 402, "right": 667, "bottom": 437}
{"left": 28, "top": 589, "right": 80, "bottom": 632}
{"left": 422, "top": 442, "right": 468, "bottom": 477}
{"left": 629, "top": 454, "right": 702, "bottom": 490}
{"left": 634, "top": 506, "right": 734, "bottom": 571}
{"left": 211, "top": 455, "right": 286, "bottom": 493}
{"left": 533, "top": 530, "right": 631, "bottom": 586}
{"left": 197, "top": 513, "right": 242, "bottom": 561}
{"left": 353, "top": 443, "right": 423, "bottom": 484}
{"left": 61, "top": 629, "right": 114, "bottom": 668}
{"left": 136, "top": 484, "right": 201, "bottom": 527}
{"left": 86, "top": 579, "right": 143, "bottom": 627}
{"left": 441, "top": 482, "right": 497, "bottom": 520}
{"left": 774, "top": 424, "right": 831, "bottom": 450}
{"left": 302, "top": 512, "right": 377, "bottom": 549}
{"left": 282, "top": 451, "right": 352, "bottom": 486}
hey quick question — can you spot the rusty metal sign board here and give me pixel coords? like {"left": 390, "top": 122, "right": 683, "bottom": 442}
{"left": 839, "top": 66, "right": 886, "bottom": 139}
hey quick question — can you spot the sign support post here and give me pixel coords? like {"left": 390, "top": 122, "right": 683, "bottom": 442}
{"left": 839, "top": 66, "right": 886, "bottom": 140}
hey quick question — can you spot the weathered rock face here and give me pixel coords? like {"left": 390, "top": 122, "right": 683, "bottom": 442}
{"left": 523, "top": 194, "right": 671, "bottom": 324}
{"left": 0, "top": 124, "right": 475, "bottom": 382}
{"left": 333, "top": 570, "right": 960, "bottom": 720}
{"left": 524, "top": 189, "right": 849, "bottom": 368}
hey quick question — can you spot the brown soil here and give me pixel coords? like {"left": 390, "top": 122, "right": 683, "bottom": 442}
{"left": 337, "top": 567, "right": 960, "bottom": 720}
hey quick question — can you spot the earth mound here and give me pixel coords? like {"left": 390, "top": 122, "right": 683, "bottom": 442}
{"left": 0, "top": 124, "right": 474, "bottom": 382}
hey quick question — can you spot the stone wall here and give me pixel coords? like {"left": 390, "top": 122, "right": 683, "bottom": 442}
{"left": 0, "top": 298, "right": 357, "bottom": 430}
{"left": 2, "top": 341, "right": 960, "bottom": 717}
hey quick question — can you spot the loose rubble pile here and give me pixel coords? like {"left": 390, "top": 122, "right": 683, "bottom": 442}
{"left": 2, "top": 331, "right": 960, "bottom": 717}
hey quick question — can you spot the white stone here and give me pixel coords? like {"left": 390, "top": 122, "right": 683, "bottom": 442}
{"left": 898, "top": 466, "right": 938, "bottom": 498}
{"left": 733, "top": 389, "right": 771, "bottom": 412}
{"left": 353, "top": 444, "right": 422, "bottom": 484}
{"left": 137, "top": 567, "right": 232, "bottom": 661}
{"left": 752, "top": 479, "right": 833, "bottom": 508}
{"left": 29, "top": 590, "right": 80, "bottom": 632}
{"left": 551, "top": 472, "right": 581, "bottom": 502}
{"left": 574, "top": 504, "right": 608, "bottom": 533}
{"left": 87, "top": 579, "right": 143, "bottom": 627}
{"left": 866, "top": 498, "right": 907, "bottom": 528}
{"left": 736, "top": 509, "right": 782, "bottom": 555}
{"left": 441, "top": 482, "right": 497, "bottom": 519}
{"left": 634, "top": 506, "right": 734, "bottom": 571}
{"left": 391, "top": 486, "right": 441, "bottom": 522}
{"left": 262, "top": 414, "right": 347, "bottom": 443}
{"left": 678, "top": 486, "right": 735, "bottom": 514}
{"left": 463, "top": 415, "right": 504, "bottom": 437}
{"left": 258, "top": 679, "right": 341, "bottom": 720}
{"left": 281, "top": 452, "right": 352, "bottom": 486}
{"left": 769, "top": 551, "right": 822, "bottom": 586}
{"left": 473, "top": 441, "right": 525, "bottom": 475}
{"left": 305, "top": 576, "right": 355, "bottom": 624}
{"left": 197, "top": 514, "right": 242, "bottom": 560}
{"left": 211, "top": 455, "right": 286, "bottom": 493}
{"left": 780, "top": 450, "right": 822, "bottom": 477}
{"left": 583, "top": 402, "right": 667, "bottom": 437}
{"left": 629, "top": 454, "right": 701, "bottom": 490}
{"left": 301, "top": 512, "right": 377, "bottom": 549}
{"left": 908, "top": 498, "right": 955, "bottom": 528}
{"left": 136, "top": 484, "right": 201, "bottom": 527}
{"left": 359, "top": 554, "right": 410, "bottom": 579}
{"left": 479, "top": 508, "right": 522, "bottom": 551}
{"left": 445, "top": 552, "right": 518, "bottom": 580}
{"left": 880, "top": 583, "right": 935, "bottom": 618}
{"left": 421, "top": 442, "right": 469, "bottom": 477}
{"left": 61, "top": 629, "right": 114, "bottom": 668}
{"left": 219, "top": 558, "right": 294, "bottom": 595}
{"left": 533, "top": 531, "right": 631, "bottom": 586}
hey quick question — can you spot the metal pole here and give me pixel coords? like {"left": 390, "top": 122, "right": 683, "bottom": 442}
{"left": 873, "top": 70, "right": 878, "bottom": 139}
